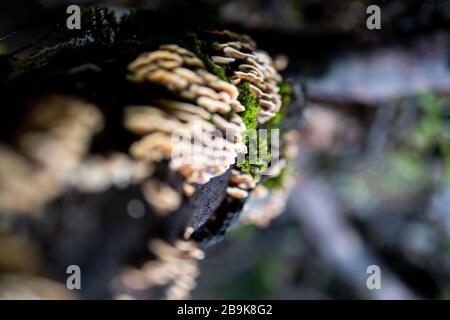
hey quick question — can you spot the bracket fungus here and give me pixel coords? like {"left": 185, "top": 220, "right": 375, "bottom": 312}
{"left": 209, "top": 30, "right": 283, "bottom": 124}
{"left": 125, "top": 44, "right": 249, "bottom": 186}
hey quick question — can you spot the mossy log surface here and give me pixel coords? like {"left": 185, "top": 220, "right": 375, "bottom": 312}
{"left": 0, "top": 6, "right": 304, "bottom": 299}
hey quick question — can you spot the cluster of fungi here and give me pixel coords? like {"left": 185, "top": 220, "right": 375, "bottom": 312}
{"left": 0, "top": 23, "right": 300, "bottom": 299}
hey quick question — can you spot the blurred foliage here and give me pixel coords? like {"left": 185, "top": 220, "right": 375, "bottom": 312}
{"left": 340, "top": 92, "right": 450, "bottom": 210}
{"left": 264, "top": 167, "right": 287, "bottom": 190}
{"left": 410, "top": 93, "right": 450, "bottom": 180}
{"left": 399, "top": 93, "right": 450, "bottom": 184}
{"left": 227, "top": 224, "right": 259, "bottom": 240}
{"left": 215, "top": 255, "right": 283, "bottom": 299}
{"left": 199, "top": 92, "right": 450, "bottom": 299}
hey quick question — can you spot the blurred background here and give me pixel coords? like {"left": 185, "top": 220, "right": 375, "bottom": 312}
{"left": 2, "top": 0, "right": 450, "bottom": 299}
{"left": 186, "top": 0, "right": 450, "bottom": 300}
{"left": 194, "top": 92, "right": 450, "bottom": 299}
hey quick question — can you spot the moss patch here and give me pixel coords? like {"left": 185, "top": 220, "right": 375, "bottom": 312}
{"left": 212, "top": 41, "right": 222, "bottom": 51}
{"left": 236, "top": 82, "right": 293, "bottom": 180}
{"left": 236, "top": 82, "right": 270, "bottom": 178}
{"left": 187, "top": 38, "right": 228, "bottom": 81}
{"left": 238, "top": 82, "right": 259, "bottom": 131}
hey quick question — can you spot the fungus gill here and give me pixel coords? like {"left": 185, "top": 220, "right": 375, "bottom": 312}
{"left": 124, "top": 33, "right": 290, "bottom": 205}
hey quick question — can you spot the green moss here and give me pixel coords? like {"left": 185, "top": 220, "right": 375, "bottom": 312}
{"left": 0, "top": 43, "right": 5, "bottom": 55}
{"left": 235, "top": 81, "right": 292, "bottom": 180}
{"left": 212, "top": 41, "right": 222, "bottom": 51}
{"left": 238, "top": 82, "right": 260, "bottom": 131}
{"left": 188, "top": 38, "right": 228, "bottom": 81}
{"left": 236, "top": 82, "right": 270, "bottom": 178}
